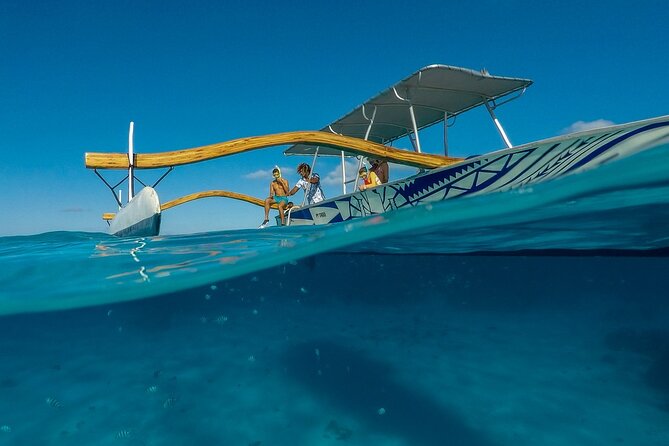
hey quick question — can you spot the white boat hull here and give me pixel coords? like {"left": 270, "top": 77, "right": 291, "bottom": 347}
{"left": 288, "top": 116, "right": 669, "bottom": 226}
{"left": 109, "top": 187, "right": 161, "bottom": 237}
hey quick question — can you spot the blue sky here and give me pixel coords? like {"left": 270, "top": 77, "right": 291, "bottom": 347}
{"left": 1, "top": 0, "right": 667, "bottom": 235}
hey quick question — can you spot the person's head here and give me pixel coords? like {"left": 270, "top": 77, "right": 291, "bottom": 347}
{"left": 359, "top": 166, "right": 368, "bottom": 178}
{"left": 272, "top": 166, "right": 281, "bottom": 179}
{"left": 370, "top": 158, "right": 380, "bottom": 166}
{"left": 297, "top": 163, "right": 311, "bottom": 178}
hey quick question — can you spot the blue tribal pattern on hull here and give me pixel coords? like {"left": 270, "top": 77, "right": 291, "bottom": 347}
{"left": 288, "top": 118, "right": 669, "bottom": 226}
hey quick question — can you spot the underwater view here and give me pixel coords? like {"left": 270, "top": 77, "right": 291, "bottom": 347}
{"left": 1, "top": 144, "right": 669, "bottom": 445}
{"left": 4, "top": 0, "right": 669, "bottom": 444}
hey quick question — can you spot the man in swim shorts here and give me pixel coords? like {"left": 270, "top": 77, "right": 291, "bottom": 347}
{"left": 260, "top": 167, "right": 290, "bottom": 228}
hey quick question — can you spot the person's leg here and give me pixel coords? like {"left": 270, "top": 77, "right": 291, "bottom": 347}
{"left": 278, "top": 201, "right": 286, "bottom": 225}
{"left": 261, "top": 197, "right": 276, "bottom": 227}
{"left": 263, "top": 197, "right": 273, "bottom": 222}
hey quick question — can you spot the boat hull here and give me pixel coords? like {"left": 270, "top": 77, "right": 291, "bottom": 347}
{"left": 288, "top": 116, "right": 669, "bottom": 226}
{"left": 109, "top": 187, "right": 161, "bottom": 237}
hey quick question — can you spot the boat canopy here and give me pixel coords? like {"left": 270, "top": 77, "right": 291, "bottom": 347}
{"left": 285, "top": 64, "right": 533, "bottom": 157}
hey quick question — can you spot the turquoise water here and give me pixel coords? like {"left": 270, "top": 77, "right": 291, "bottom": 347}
{"left": 1, "top": 145, "right": 669, "bottom": 445}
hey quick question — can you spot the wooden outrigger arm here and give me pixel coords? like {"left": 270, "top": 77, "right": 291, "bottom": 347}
{"left": 101, "top": 189, "right": 284, "bottom": 221}
{"left": 161, "top": 190, "right": 277, "bottom": 210}
{"left": 89, "top": 130, "right": 464, "bottom": 223}
{"left": 85, "top": 130, "right": 462, "bottom": 170}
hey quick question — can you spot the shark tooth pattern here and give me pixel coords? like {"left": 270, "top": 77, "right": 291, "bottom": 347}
{"left": 286, "top": 120, "right": 669, "bottom": 226}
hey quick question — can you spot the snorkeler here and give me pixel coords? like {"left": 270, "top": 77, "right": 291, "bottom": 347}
{"left": 260, "top": 166, "right": 290, "bottom": 228}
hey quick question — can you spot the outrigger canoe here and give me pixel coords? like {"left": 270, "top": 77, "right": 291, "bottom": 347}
{"left": 85, "top": 65, "right": 669, "bottom": 236}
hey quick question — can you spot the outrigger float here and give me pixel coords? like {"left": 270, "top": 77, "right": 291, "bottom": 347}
{"left": 86, "top": 65, "right": 669, "bottom": 237}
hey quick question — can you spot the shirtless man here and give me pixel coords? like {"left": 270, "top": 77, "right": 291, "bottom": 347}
{"left": 260, "top": 167, "right": 290, "bottom": 228}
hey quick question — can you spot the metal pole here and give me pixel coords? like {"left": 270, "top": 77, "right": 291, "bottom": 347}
{"left": 128, "top": 121, "right": 135, "bottom": 201}
{"left": 353, "top": 156, "right": 364, "bottom": 190}
{"left": 341, "top": 151, "right": 346, "bottom": 195}
{"left": 443, "top": 112, "right": 449, "bottom": 156}
{"left": 304, "top": 147, "right": 319, "bottom": 206}
{"left": 363, "top": 105, "right": 377, "bottom": 141}
{"left": 485, "top": 102, "right": 513, "bottom": 148}
{"left": 310, "top": 147, "right": 319, "bottom": 174}
{"left": 393, "top": 87, "right": 422, "bottom": 153}
{"left": 408, "top": 134, "right": 419, "bottom": 152}
{"left": 408, "top": 105, "right": 421, "bottom": 153}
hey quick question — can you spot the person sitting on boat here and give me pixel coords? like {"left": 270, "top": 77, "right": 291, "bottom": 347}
{"left": 369, "top": 158, "right": 389, "bottom": 184}
{"left": 288, "top": 162, "right": 324, "bottom": 205}
{"left": 260, "top": 166, "right": 290, "bottom": 228}
{"left": 358, "top": 166, "right": 381, "bottom": 191}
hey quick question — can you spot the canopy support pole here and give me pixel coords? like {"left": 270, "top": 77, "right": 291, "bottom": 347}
{"left": 408, "top": 105, "right": 422, "bottom": 153}
{"left": 354, "top": 156, "right": 365, "bottom": 190}
{"left": 304, "top": 147, "right": 319, "bottom": 206}
{"left": 362, "top": 104, "right": 377, "bottom": 141}
{"left": 393, "top": 87, "right": 421, "bottom": 153}
{"left": 327, "top": 126, "right": 348, "bottom": 195}
{"left": 485, "top": 101, "right": 512, "bottom": 148}
{"left": 352, "top": 104, "right": 379, "bottom": 190}
{"left": 128, "top": 122, "right": 135, "bottom": 201}
{"left": 310, "top": 147, "right": 319, "bottom": 173}
{"left": 340, "top": 151, "right": 346, "bottom": 195}
{"left": 443, "top": 112, "right": 449, "bottom": 156}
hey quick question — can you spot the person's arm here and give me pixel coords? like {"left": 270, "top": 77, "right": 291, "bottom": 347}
{"left": 370, "top": 171, "right": 381, "bottom": 186}
{"left": 308, "top": 173, "right": 320, "bottom": 184}
{"left": 280, "top": 178, "right": 289, "bottom": 195}
{"left": 288, "top": 178, "right": 303, "bottom": 196}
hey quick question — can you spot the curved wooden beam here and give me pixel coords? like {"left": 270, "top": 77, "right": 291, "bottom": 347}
{"left": 102, "top": 190, "right": 279, "bottom": 220}
{"left": 161, "top": 190, "right": 278, "bottom": 211}
{"left": 85, "top": 130, "right": 462, "bottom": 170}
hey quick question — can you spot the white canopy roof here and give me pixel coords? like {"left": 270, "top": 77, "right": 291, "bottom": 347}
{"left": 285, "top": 64, "right": 532, "bottom": 156}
